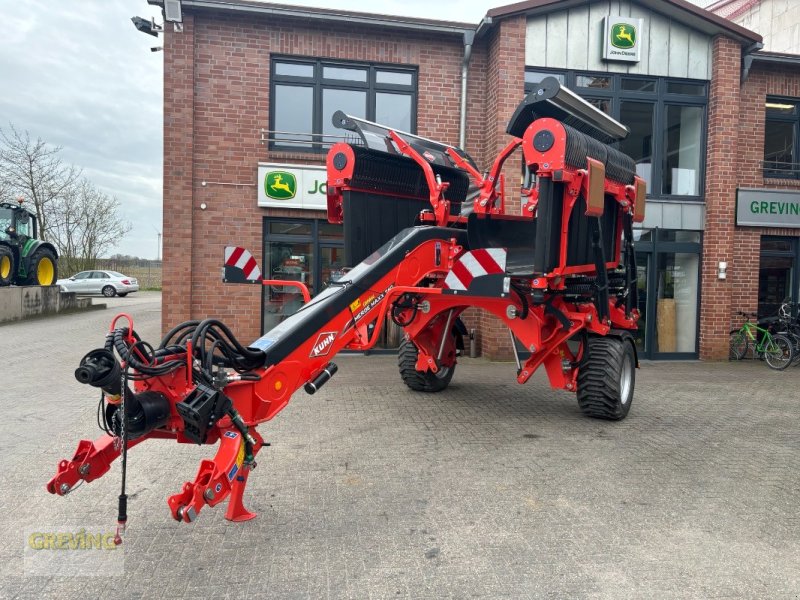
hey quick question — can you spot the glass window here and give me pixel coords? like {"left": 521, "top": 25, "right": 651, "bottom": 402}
{"left": 525, "top": 71, "right": 565, "bottom": 85}
{"left": 658, "top": 230, "right": 701, "bottom": 243}
{"left": 273, "top": 85, "right": 314, "bottom": 147}
{"left": 764, "top": 119, "right": 795, "bottom": 177}
{"left": 666, "top": 82, "right": 705, "bottom": 96}
{"left": 586, "top": 97, "right": 612, "bottom": 115}
{"left": 323, "top": 66, "right": 367, "bottom": 82}
{"left": 764, "top": 99, "right": 799, "bottom": 178}
{"left": 322, "top": 88, "right": 367, "bottom": 138}
{"left": 271, "top": 58, "right": 417, "bottom": 151}
{"left": 376, "top": 71, "right": 413, "bottom": 86}
{"left": 524, "top": 69, "right": 707, "bottom": 199}
{"left": 619, "top": 101, "right": 655, "bottom": 193}
{"left": 375, "top": 92, "right": 413, "bottom": 132}
{"left": 662, "top": 105, "right": 703, "bottom": 196}
{"left": 264, "top": 240, "right": 313, "bottom": 332}
{"left": 74, "top": 272, "right": 90, "bottom": 280}
{"left": 761, "top": 237, "right": 793, "bottom": 253}
{"left": 622, "top": 78, "right": 655, "bottom": 92}
{"left": 319, "top": 222, "right": 344, "bottom": 239}
{"left": 270, "top": 221, "right": 312, "bottom": 236}
{"left": 274, "top": 62, "right": 314, "bottom": 78}
{"left": 576, "top": 75, "right": 611, "bottom": 89}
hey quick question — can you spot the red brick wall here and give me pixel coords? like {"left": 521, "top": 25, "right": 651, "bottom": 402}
{"left": 163, "top": 10, "right": 476, "bottom": 342}
{"left": 478, "top": 15, "right": 527, "bottom": 360}
{"left": 700, "top": 40, "right": 800, "bottom": 359}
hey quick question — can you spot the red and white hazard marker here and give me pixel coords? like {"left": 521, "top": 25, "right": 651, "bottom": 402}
{"left": 443, "top": 248, "right": 507, "bottom": 291}
{"left": 224, "top": 246, "right": 261, "bottom": 281}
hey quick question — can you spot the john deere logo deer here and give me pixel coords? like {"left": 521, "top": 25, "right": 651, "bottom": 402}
{"left": 611, "top": 24, "right": 636, "bottom": 49}
{"left": 265, "top": 171, "right": 297, "bottom": 200}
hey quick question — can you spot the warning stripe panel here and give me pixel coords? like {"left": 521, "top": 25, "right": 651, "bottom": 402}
{"left": 224, "top": 246, "right": 261, "bottom": 281}
{"left": 443, "top": 249, "right": 507, "bottom": 291}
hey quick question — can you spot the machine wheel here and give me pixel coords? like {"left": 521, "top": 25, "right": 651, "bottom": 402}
{"left": 102, "top": 285, "right": 117, "bottom": 297}
{"left": 24, "top": 247, "right": 57, "bottom": 286}
{"left": 576, "top": 336, "right": 635, "bottom": 421}
{"left": 729, "top": 331, "right": 749, "bottom": 360}
{"left": 398, "top": 338, "right": 455, "bottom": 392}
{"left": 0, "top": 246, "right": 14, "bottom": 286}
{"left": 763, "top": 335, "right": 793, "bottom": 370}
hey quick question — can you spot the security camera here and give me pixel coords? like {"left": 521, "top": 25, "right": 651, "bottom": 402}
{"left": 131, "top": 16, "right": 161, "bottom": 37}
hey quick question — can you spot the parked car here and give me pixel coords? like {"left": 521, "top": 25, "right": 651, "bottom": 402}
{"left": 57, "top": 270, "right": 139, "bottom": 297}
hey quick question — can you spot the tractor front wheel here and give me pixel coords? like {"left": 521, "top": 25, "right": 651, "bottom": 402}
{"left": 576, "top": 336, "right": 635, "bottom": 420}
{"left": 398, "top": 338, "right": 455, "bottom": 393}
{"left": 24, "top": 248, "right": 57, "bottom": 286}
{"left": 0, "top": 246, "right": 14, "bottom": 286}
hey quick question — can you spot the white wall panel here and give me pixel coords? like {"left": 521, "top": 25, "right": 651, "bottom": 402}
{"left": 525, "top": 1, "right": 711, "bottom": 79}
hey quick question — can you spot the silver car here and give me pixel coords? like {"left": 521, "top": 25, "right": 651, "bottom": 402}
{"left": 57, "top": 270, "right": 139, "bottom": 297}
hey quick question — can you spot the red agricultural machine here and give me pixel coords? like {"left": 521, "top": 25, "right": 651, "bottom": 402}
{"left": 48, "top": 78, "right": 645, "bottom": 535}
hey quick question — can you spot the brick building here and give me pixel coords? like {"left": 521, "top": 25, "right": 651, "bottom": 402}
{"left": 151, "top": 0, "right": 800, "bottom": 360}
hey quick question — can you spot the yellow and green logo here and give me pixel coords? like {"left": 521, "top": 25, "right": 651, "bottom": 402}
{"left": 265, "top": 171, "right": 297, "bottom": 200}
{"left": 611, "top": 23, "right": 636, "bottom": 49}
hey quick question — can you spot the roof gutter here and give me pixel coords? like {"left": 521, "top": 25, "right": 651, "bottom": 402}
{"left": 176, "top": 0, "right": 474, "bottom": 35}
{"left": 741, "top": 41, "right": 764, "bottom": 82}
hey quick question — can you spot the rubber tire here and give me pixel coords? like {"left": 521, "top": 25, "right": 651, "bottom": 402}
{"left": 398, "top": 338, "right": 455, "bottom": 392}
{"left": 764, "top": 334, "right": 793, "bottom": 370}
{"left": 729, "top": 331, "right": 748, "bottom": 360}
{"left": 577, "top": 336, "right": 635, "bottom": 421}
{"left": 102, "top": 285, "right": 117, "bottom": 298}
{"left": 117, "top": 293, "right": 128, "bottom": 297}
{"left": 24, "top": 247, "right": 57, "bottom": 286}
{"left": 0, "top": 246, "right": 13, "bottom": 286}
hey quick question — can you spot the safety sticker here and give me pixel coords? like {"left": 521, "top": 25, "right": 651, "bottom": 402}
{"left": 224, "top": 431, "right": 238, "bottom": 439}
{"left": 228, "top": 464, "right": 239, "bottom": 481}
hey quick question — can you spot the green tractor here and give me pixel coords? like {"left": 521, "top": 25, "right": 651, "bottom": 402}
{"left": 0, "top": 201, "right": 59, "bottom": 287}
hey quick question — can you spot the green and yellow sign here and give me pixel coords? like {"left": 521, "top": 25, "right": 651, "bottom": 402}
{"left": 264, "top": 171, "right": 297, "bottom": 200}
{"left": 257, "top": 163, "right": 328, "bottom": 210}
{"left": 603, "top": 17, "right": 643, "bottom": 63}
{"left": 611, "top": 23, "right": 636, "bottom": 49}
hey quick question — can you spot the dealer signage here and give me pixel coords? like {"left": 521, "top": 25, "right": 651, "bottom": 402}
{"left": 257, "top": 163, "right": 327, "bottom": 210}
{"left": 603, "top": 17, "right": 643, "bottom": 63}
{"left": 736, "top": 188, "right": 800, "bottom": 228}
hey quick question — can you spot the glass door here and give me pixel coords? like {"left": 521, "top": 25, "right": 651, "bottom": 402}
{"left": 635, "top": 253, "right": 649, "bottom": 355}
{"left": 758, "top": 237, "right": 798, "bottom": 319}
{"left": 634, "top": 228, "right": 701, "bottom": 359}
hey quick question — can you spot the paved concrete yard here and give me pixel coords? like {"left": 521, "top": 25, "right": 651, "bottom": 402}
{"left": 0, "top": 292, "right": 798, "bottom": 599}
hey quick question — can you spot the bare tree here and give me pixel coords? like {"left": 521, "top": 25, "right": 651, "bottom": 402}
{"left": 0, "top": 125, "right": 132, "bottom": 274}
{"left": 51, "top": 178, "right": 132, "bottom": 274}
{"left": 0, "top": 125, "right": 80, "bottom": 241}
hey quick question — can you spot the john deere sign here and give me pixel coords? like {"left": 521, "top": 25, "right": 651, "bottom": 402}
{"left": 264, "top": 171, "right": 296, "bottom": 200}
{"left": 603, "top": 17, "right": 643, "bottom": 63}
{"left": 257, "top": 163, "right": 327, "bottom": 210}
{"left": 736, "top": 188, "right": 800, "bottom": 228}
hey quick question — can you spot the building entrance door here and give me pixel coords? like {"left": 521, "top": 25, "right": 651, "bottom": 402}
{"left": 758, "top": 237, "right": 799, "bottom": 319}
{"left": 634, "top": 228, "right": 701, "bottom": 359}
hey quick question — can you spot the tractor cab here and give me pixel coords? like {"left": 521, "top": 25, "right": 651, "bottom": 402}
{"left": 0, "top": 202, "right": 35, "bottom": 244}
{"left": 0, "top": 201, "right": 58, "bottom": 287}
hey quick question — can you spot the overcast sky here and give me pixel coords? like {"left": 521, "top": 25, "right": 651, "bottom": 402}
{"left": 0, "top": 0, "right": 711, "bottom": 260}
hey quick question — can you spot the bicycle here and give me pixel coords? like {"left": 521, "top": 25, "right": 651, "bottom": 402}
{"left": 765, "top": 302, "right": 800, "bottom": 367}
{"left": 729, "top": 311, "right": 794, "bottom": 370}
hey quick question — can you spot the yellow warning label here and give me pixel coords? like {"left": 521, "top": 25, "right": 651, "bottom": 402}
{"left": 235, "top": 441, "right": 245, "bottom": 469}
{"left": 350, "top": 298, "right": 361, "bottom": 312}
